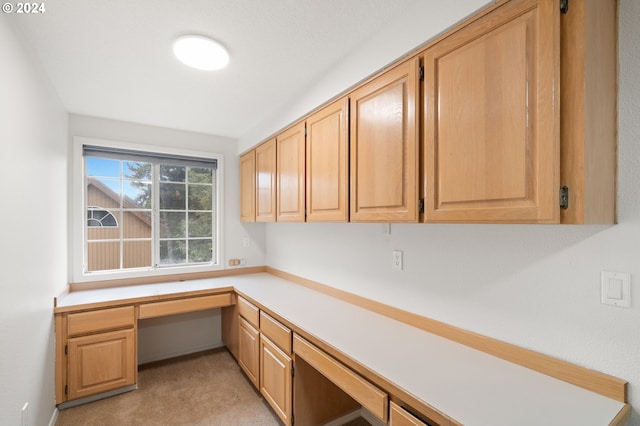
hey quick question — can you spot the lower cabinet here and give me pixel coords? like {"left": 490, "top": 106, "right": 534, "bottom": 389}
{"left": 234, "top": 298, "right": 294, "bottom": 425}
{"left": 238, "top": 316, "right": 260, "bottom": 389}
{"left": 67, "top": 329, "right": 136, "bottom": 401}
{"left": 57, "top": 292, "right": 233, "bottom": 406}
{"left": 260, "top": 334, "right": 292, "bottom": 426}
{"left": 56, "top": 305, "right": 137, "bottom": 405}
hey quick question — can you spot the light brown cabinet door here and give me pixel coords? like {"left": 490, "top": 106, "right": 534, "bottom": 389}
{"left": 306, "top": 97, "right": 349, "bottom": 222}
{"left": 350, "top": 58, "right": 419, "bottom": 222}
{"left": 67, "top": 329, "right": 135, "bottom": 401}
{"left": 277, "top": 122, "right": 306, "bottom": 222}
{"left": 260, "top": 335, "right": 292, "bottom": 426}
{"left": 256, "top": 138, "right": 277, "bottom": 222}
{"left": 240, "top": 150, "right": 256, "bottom": 222}
{"left": 238, "top": 316, "right": 260, "bottom": 389}
{"left": 423, "top": 0, "right": 560, "bottom": 223}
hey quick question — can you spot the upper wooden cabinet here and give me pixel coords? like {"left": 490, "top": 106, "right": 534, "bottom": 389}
{"left": 306, "top": 97, "right": 349, "bottom": 222}
{"left": 256, "top": 138, "right": 277, "bottom": 222}
{"left": 240, "top": 150, "right": 256, "bottom": 222}
{"left": 350, "top": 58, "right": 420, "bottom": 222}
{"left": 424, "top": 0, "right": 560, "bottom": 223}
{"left": 277, "top": 122, "right": 306, "bottom": 222}
{"left": 242, "top": 0, "right": 616, "bottom": 225}
{"left": 559, "top": 0, "right": 617, "bottom": 224}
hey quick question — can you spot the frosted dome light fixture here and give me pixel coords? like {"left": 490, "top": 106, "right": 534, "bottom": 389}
{"left": 173, "top": 35, "right": 229, "bottom": 71}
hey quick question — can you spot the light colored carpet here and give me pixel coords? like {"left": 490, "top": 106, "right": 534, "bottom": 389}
{"left": 56, "top": 349, "right": 372, "bottom": 426}
{"left": 56, "top": 349, "right": 282, "bottom": 426}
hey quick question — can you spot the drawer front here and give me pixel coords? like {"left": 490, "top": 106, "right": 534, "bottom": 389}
{"left": 390, "top": 401, "right": 431, "bottom": 426}
{"left": 67, "top": 306, "right": 135, "bottom": 337}
{"left": 260, "top": 311, "right": 292, "bottom": 354}
{"left": 238, "top": 296, "right": 260, "bottom": 328}
{"left": 138, "top": 293, "right": 232, "bottom": 319}
{"left": 293, "top": 334, "right": 388, "bottom": 422}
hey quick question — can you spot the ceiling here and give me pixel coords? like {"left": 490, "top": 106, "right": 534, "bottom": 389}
{"left": 8, "top": 0, "right": 427, "bottom": 140}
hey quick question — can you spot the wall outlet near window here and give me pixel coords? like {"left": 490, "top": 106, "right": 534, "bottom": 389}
{"left": 392, "top": 250, "right": 403, "bottom": 271}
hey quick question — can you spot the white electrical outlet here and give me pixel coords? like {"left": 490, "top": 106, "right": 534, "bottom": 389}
{"left": 392, "top": 250, "right": 403, "bottom": 271}
{"left": 242, "top": 237, "right": 251, "bottom": 248}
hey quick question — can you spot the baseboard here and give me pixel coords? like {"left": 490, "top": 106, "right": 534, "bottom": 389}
{"left": 361, "top": 408, "right": 386, "bottom": 426}
{"left": 321, "top": 409, "right": 361, "bottom": 426}
{"left": 48, "top": 407, "right": 59, "bottom": 426}
{"left": 57, "top": 385, "right": 138, "bottom": 410}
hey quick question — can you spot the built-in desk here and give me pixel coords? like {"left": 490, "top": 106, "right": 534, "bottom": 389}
{"left": 54, "top": 279, "right": 235, "bottom": 408}
{"left": 54, "top": 272, "right": 631, "bottom": 425}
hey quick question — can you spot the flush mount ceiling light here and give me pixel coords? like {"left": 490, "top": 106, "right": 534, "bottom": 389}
{"left": 173, "top": 35, "right": 229, "bottom": 71}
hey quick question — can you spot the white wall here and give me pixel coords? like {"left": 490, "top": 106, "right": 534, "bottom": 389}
{"left": 0, "top": 15, "right": 68, "bottom": 426}
{"left": 252, "top": 0, "right": 640, "bottom": 424}
{"left": 238, "top": 0, "right": 491, "bottom": 152}
{"left": 68, "top": 114, "right": 266, "bottom": 363}
{"left": 137, "top": 309, "right": 222, "bottom": 364}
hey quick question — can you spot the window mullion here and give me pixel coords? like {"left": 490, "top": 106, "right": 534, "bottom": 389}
{"left": 119, "top": 161, "right": 124, "bottom": 270}
{"left": 152, "top": 163, "right": 160, "bottom": 269}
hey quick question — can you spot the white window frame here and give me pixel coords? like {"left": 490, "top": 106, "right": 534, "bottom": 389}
{"left": 72, "top": 136, "right": 224, "bottom": 283}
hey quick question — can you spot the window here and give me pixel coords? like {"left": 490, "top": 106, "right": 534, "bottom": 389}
{"left": 87, "top": 206, "right": 118, "bottom": 227}
{"left": 74, "top": 138, "right": 223, "bottom": 280}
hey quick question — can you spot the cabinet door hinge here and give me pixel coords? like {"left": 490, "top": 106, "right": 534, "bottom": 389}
{"left": 419, "top": 66, "right": 425, "bottom": 82}
{"left": 64, "top": 385, "right": 68, "bottom": 395}
{"left": 64, "top": 344, "right": 68, "bottom": 355}
{"left": 418, "top": 198, "right": 425, "bottom": 214}
{"left": 291, "top": 365, "right": 295, "bottom": 378}
{"left": 560, "top": 186, "right": 569, "bottom": 210}
{"left": 560, "top": 0, "right": 569, "bottom": 14}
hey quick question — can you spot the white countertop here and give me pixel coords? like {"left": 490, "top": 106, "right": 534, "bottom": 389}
{"left": 57, "top": 272, "right": 627, "bottom": 425}
{"left": 56, "top": 278, "right": 233, "bottom": 308}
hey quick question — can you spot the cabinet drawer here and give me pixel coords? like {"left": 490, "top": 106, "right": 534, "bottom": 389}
{"left": 260, "top": 311, "right": 291, "bottom": 354}
{"left": 138, "top": 293, "right": 232, "bottom": 319}
{"left": 293, "top": 334, "right": 388, "bottom": 422}
{"left": 390, "top": 401, "right": 431, "bottom": 426}
{"left": 238, "top": 296, "right": 259, "bottom": 328}
{"left": 67, "top": 306, "right": 135, "bottom": 337}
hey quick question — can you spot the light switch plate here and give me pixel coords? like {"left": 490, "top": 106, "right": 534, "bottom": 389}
{"left": 601, "top": 271, "right": 631, "bottom": 308}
